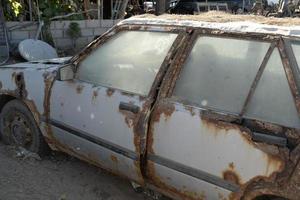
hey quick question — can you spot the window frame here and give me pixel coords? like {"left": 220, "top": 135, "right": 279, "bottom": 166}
{"left": 161, "top": 28, "right": 300, "bottom": 128}
{"left": 68, "top": 24, "right": 186, "bottom": 98}
{"left": 283, "top": 38, "right": 300, "bottom": 90}
{"left": 171, "top": 34, "right": 275, "bottom": 116}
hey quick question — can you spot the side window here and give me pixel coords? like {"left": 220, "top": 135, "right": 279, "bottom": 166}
{"left": 292, "top": 41, "right": 300, "bottom": 67}
{"left": 173, "top": 36, "right": 270, "bottom": 114}
{"left": 77, "top": 31, "right": 177, "bottom": 96}
{"left": 245, "top": 49, "right": 300, "bottom": 128}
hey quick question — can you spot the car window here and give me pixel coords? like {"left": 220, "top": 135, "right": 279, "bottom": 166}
{"left": 292, "top": 42, "right": 300, "bottom": 68}
{"left": 245, "top": 48, "right": 300, "bottom": 128}
{"left": 77, "top": 31, "right": 177, "bottom": 96}
{"left": 173, "top": 36, "right": 269, "bottom": 114}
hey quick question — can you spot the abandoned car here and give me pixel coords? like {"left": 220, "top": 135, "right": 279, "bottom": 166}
{"left": 0, "top": 14, "right": 300, "bottom": 200}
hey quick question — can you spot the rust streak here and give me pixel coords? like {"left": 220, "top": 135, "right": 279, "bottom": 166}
{"left": 184, "top": 105, "right": 196, "bottom": 116}
{"left": 92, "top": 90, "right": 98, "bottom": 102}
{"left": 223, "top": 170, "right": 241, "bottom": 186}
{"left": 147, "top": 161, "right": 207, "bottom": 200}
{"left": 13, "top": 72, "right": 28, "bottom": 98}
{"left": 110, "top": 155, "right": 118, "bottom": 163}
{"left": 76, "top": 85, "right": 84, "bottom": 94}
{"left": 106, "top": 88, "right": 115, "bottom": 97}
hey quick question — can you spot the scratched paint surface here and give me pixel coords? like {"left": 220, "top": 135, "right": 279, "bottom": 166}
{"left": 49, "top": 79, "right": 145, "bottom": 183}
{"left": 50, "top": 80, "right": 144, "bottom": 151}
{"left": 0, "top": 63, "right": 59, "bottom": 121}
{"left": 147, "top": 101, "right": 284, "bottom": 199}
{"left": 148, "top": 161, "right": 232, "bottom": 200}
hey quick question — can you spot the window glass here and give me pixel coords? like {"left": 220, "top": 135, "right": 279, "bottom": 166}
{"left": 292, "top": 42, "right": 300, "bottom": 67}
{"left": 245, "top": 49, "right": 300, "bottom": 128}
{"left": 173, "top": 36, "right": 270, "bottom": 113}
{"left": 77, "top": 31, "right": 177, "bottom": 96}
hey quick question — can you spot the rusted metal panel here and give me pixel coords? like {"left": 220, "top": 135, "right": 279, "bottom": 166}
{"left": 146, "top": 101, "right": 287, "bottom": 199}
{"left": 48, "top": 79, "right": 146, "bottom": 184}
{"left": 50, "top": 124, "right": 142, "bottom": 182}
{"left": 278, "top": 39, "right": 300, "bottom": 115}
{"left": 0, "top": 64, "right": 58, "bottom": 124}
{"left": 147, "top": 161, "right": 232, "bottom": 200}
{"left": 51, "top": 81, "right": 144, "bottom": 151}
{"left": 145, "top": 27, "right": 300, "bottom": 199}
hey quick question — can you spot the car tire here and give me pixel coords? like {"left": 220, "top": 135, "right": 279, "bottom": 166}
{"left": 0, "top": 99, "right": 49, "bottom": 156}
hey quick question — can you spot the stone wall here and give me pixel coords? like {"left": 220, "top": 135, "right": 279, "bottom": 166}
{"left": 5, "top": 20, "right": 119, "bottom": 51}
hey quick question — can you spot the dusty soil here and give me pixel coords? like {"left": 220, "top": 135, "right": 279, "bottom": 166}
{"left": 0, "top": 143, "right": 148, "bottom": 200}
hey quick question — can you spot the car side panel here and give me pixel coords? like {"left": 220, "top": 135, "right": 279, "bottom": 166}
{"left": 146, "top": 100, "right": 285, "bottom": 199}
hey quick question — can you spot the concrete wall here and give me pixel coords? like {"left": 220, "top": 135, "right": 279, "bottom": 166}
{"left": 5, "top": 20, "right": 119, "bottom": 50}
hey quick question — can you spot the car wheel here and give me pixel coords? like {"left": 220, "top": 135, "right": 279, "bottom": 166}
{"left": 0, "top": 99, "right": 49, "bottom": 155}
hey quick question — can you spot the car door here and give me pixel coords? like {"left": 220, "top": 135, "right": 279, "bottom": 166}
{"left": 47, "top": 27, "right": 180, "bottom": 184}
{"left": 146, "top": 32, "right": 300, "bottom": 199}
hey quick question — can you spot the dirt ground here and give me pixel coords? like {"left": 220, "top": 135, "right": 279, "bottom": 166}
{"left": 0, "top": 143, "right": 149, "bottom": 200}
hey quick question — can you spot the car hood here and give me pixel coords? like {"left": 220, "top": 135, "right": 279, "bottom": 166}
{"left": 0, "top": 57, "right": 72, "bottom": 70}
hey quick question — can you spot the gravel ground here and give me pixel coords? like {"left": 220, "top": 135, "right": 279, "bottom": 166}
{"left": 0, "top": 143, "right": 148, "bottom": 200}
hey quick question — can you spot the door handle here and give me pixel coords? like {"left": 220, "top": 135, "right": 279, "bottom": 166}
{"left": 119, "top": 102, "right": 140, "bottom": 114}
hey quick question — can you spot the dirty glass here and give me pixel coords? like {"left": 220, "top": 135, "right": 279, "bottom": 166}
{"left": 292, "top": 42, "right": 300, "bottom": 68}
{"left": 173, "top": 36, "right": 269, "bottom": 114}
{"left": 245, "top": 49, "right": 300, "bottom": 129}
{"left": 77, "top": 31, "right": 177, "bottom": 96}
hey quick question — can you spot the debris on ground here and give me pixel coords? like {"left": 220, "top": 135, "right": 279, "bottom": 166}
{"left": 0, "top": 143, "right": 147, "bottom": 200}
{"left": 15, "top": 146, "right": 41, "bottom": 161}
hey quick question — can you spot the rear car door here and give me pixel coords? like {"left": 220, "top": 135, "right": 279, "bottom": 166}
{"left": 146, "top": 32, "right": 300, "bottom": 199}
{"left": 47, "top": 27, "right": 181, "bottom": 184}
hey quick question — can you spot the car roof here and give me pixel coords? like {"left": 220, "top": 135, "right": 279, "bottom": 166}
{"left": 120, "top": 12, "right": 300, "bottom": 38}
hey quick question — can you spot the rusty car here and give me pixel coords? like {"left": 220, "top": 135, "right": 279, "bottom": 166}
{"left": 0, "top": 14, "right": 300, "bottom": 200}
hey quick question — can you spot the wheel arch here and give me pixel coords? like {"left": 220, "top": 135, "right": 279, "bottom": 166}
{"left": 0, "top": 94, "right": 16, "bottom": 113}
{"left": 0, "top": 94, "right": 42, "bottom": 128}
{"left": 0, "top": 96, "right": 51, "bottom": 154}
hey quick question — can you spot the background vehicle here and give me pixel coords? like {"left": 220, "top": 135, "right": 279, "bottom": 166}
{"left": 170, "top": 0, "right": 254, "bottom": 13}
{"left": 0, "top": 14, "right": 300, "bottom": 200}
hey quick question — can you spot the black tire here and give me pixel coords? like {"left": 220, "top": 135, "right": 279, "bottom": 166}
{"left": 0, "top": 99, "right": 49, "bottom": 156}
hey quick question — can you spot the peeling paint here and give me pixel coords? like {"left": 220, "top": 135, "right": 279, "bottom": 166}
{"left": 223, "top": 170, "right": 241, "bottom": 186}
{"left": 92, "top": 90, "right": 98, "bottom": 102}
{"left": 76, "top": 85, "right": 84, "bottom": 94}
{"left": 106, "top": 88, "right": 115, "bottom": 97}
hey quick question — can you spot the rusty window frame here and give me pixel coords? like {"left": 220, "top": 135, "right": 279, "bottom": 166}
{"left": 68, "top": 24, "right": 186, "bottom": 99}
{"left": 239, "top": 42, "right": 276, "bottom": 117}
{"left": 159, "top": 28, "right": 300, "bottom": 127}
{"left": 162, "top": 28, "right": 279, "bottom": 122}
{"left": 282, "top": 38, "right": 300, "bottom": 92}
{"left": 277, "top": 38, "right": 300, "bottom": 116}
{"left": 160, "top": 28, "right": 300, "bottom": 131}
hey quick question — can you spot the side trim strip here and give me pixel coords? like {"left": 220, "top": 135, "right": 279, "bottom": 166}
{"left": 148, "top": 153, "right": 240, "bottom": 192}
{"left": 44, "top": 118, "right": 139, "bottom": 161}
